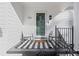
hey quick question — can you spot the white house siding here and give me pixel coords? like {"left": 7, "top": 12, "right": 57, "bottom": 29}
{"left": 0, "top": 2, "right": 22, "bottom": 56}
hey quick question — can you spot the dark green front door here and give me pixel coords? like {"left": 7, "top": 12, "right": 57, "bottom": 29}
{"left": 36, "top": 13, "right": 45, "bottom": 36}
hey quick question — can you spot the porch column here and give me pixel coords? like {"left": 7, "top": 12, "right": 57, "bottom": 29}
{"left": 74, "top": 2, "right": 79, "bottom": 51}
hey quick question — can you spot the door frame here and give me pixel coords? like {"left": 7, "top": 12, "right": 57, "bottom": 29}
{"left": 35, "top": 10, "right": 47, "bottom": 36}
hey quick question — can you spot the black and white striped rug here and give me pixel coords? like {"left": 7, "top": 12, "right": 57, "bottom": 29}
{"left": 15, "top": 40, "right": 57, "bottom": 49}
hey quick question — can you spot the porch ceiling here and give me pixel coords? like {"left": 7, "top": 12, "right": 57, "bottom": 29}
{"left": 11, "top": 2, "right": 73, "bottom": 24}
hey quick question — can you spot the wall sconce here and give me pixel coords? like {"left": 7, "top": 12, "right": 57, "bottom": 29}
{"left": 49, "top": 15, "right": 52, "bottom": 20}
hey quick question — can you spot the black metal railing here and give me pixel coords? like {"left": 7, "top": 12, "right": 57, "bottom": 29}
{"left": 55, "top": 25, "right": 74, "bottom": 56}
{"left": 55, "top": 26, "right": 74, "bottom": 46}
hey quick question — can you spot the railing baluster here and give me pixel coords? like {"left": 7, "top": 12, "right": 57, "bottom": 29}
{"left": 72, "top": 26, "right": 74, "bottom": 50}
{"left": 55, "top": 25, "right": 74, "bottom": 55}
{"left": 64, "top": 28, "right": 65, "bottom": 43}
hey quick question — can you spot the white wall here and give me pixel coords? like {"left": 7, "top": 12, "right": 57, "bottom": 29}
{"left": 54, "top": 10, "right": 73, "bottom": 27}
{"left": 0, "top": 2, "right": 22, "bottom": 56}
{"left": 46, "top": 9, "right": 74, "bottom": 37}
{"left": 74, "top": 3, "right": 79, "bottom": 51}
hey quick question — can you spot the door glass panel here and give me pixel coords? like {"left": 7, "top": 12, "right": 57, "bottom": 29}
{"left": 36, "top": 13, "right": 45, "bottom": 36}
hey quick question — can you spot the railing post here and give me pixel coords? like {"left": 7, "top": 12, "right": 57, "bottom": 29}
{"left": 55, "top": 25, "right": 58, "bottom": 55}
{"left": 72, "top": 26, "right": 74, "bottom": 51}
{"left": 55, "top": 25, "right": 57, "bottom": 44}
{"left": 21, "top": 32, "right": 24, "bottom": 41}
{"left": 55, "top": 25, "right": 57, "bottom": 40}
